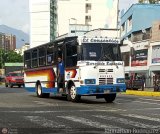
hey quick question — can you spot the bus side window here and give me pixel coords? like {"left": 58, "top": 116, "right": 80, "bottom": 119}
{"left": 32, "top": 49, "right": 38, "bottom": 68}
{"left": 47, "top": 46, "right": 54, "bottom": 65}
{"left": 24, "top": 51, "right": 31, "bottom": 69}
{"left": 39, "top": 46, "right": 46, "bottom": 66}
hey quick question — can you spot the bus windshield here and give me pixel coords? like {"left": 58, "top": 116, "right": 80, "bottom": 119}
{"left": 82, "top": 43, "right": 122, "bottom": 61}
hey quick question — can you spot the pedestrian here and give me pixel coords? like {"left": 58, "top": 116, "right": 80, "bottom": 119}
{"left": 141, "top": 75, "right": 145, "bottom": 91}
{"left": 57, "top": 56, "right": 65, "bottom": 93}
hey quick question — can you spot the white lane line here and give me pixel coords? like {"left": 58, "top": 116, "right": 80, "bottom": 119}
{"left": 133, "top": 100, "right": 160, "bottom": 106}
{"left": 134, "top": 107, "right": 160, "bottom": 110}
{"left": 139, "top": 98, "right": 160, "bottom": 102}
{"left": 0, "top": 109, "right": 124, "bottom": 113}
{"left": 93, "top": 115, "right": 160, "bottom": 129}
{"left": 0, "top": 111, "right": 63, "bottom": 113}
{"left": 57, "top": 116, "right": 121, "bottom": 129}
{"left": 123, "top": 114, "right": 160, "bottom": 122}
{"left": 33, "top": 101, "right": 59, "bottom": 106}
{"left": 25, "top": 116, "right": 67, "bottom": 128}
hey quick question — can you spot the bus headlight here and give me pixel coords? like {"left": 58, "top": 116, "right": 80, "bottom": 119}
{"left": 85, "top": 79, "right": 96, "bottom": 84}
{"left": 117, "top": 78, "right": 125, "bottom": 83}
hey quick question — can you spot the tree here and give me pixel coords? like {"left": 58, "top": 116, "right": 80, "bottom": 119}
{"left": 139, "top": 0, "right": 145, "bottom": 3}
{"left": 138, "top": 0, "right": 160, "bottom": 3}
{"left": 0, "top": 49, "right": 23, "bottom": 69}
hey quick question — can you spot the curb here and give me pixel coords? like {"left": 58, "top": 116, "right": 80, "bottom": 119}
{"left": 123, "top": 90, "right": 160, "bottom": 97}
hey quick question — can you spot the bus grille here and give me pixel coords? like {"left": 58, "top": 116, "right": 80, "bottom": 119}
{"left": 107, "top": 69, "right": 113, "bottom": 72}
{"left": 99, "top": 69, "right": 105, "bottom": 73}
{"left": 99, "top": 69, "right": 113, "bottom": 73}
{"left": 99, "top": 78, "right": 113, "bottom": 85}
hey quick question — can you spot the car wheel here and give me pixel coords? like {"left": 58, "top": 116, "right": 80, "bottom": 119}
{"left": 9, "top": 83, "right": 13, "bottom": 88}
{"left": 104, "top": 93, "right": 116, "bottom": 103}
{"left": 18, "top": 85, "right": 21, "bottom": 88}
{"left": 67, "top": 85, "right": 81, "bottom": 102}
{"left": 5, "top": 82, "right": 8, "bottom": 87}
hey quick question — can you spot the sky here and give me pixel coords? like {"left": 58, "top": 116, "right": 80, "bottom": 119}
{"left": 0, "top": 0, "right": 138, "bottom": 34}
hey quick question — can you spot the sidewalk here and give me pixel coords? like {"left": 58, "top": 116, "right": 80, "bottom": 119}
{"left": 124, "top": 88, "right": 160, "bottom": 97}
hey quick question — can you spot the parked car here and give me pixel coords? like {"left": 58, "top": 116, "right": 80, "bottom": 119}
{"left": 5, "top": 72, "right": 24, "bottom": 88}
{"left": 125, "top": 75, "right": 143, "bottom": 90}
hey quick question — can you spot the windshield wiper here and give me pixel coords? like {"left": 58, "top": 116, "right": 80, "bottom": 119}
{"left": 103, "top": 54, "right": 113, "bottom": 61}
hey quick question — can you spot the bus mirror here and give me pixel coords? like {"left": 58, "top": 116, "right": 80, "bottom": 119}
{"left": 77, "top": 46, "right": 82, "bottom": 54}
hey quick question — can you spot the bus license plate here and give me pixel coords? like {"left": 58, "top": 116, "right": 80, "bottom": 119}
{"left": 104, "top": 90, "right": 110, "bottom": 93}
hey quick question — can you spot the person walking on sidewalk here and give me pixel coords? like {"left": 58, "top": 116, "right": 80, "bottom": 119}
{"left": 141, "top": 75, "right": 145, "bottom": 91}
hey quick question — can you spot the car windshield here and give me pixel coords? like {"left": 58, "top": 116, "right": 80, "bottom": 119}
{"left": 10, "top": 73, "right": 23, "bottom": 77}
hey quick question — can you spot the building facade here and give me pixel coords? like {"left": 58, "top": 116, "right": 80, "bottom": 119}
{"left": 57, "top": 0, "right": 118, "bottom": 35}
{"left": 0, "top": 33, "right": 16, "bottom": 51}
{"left": 120, "top": 4, "right": 160, "bottom": 87}
{"left": 29, "top": 0, "right": 57, "bottom": 48}
{"left": 30, "top": 0, "right": 118, "bottom": 48}
{"left": 15, "top": 43, "right": 30, "bottom": 56}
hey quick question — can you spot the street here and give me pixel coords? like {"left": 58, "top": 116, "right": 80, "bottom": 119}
{"left": 0, "top": 86, "right": 160, "bottom": 134}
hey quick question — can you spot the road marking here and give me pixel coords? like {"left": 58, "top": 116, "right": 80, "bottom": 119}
{"left": 0, "top": 108, "right": 124, "bottom": 114}
{"left": 93, "top": 115, "right": 160, "bottom": 129}
{"left": 25, "top": 116, "right": 67, "bottom": 128}
{"left": 57, "top": 116, "right": 121, "bottom": 129}
{"left": 133, "top": 100, "right": 160, "bottom": 106}
{"left": 123, "top": 114, "right": 160, "bottom": 122}
{"left": 139, "top": 98, "right": 160, "bottom": 102}
{"left": 33, "top": 101, "right": 59, "bottom": 106}
{"left": 134, "top": 107, "right": 160, "bottom": 110}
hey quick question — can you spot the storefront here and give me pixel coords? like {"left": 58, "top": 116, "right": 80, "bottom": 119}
{"left": 131, "top": 49, "right": 148, "bottom": 66}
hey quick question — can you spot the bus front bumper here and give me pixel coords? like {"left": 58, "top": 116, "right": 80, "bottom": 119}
{"left": 76, "top": 84, "right": 126, "bottom": 95}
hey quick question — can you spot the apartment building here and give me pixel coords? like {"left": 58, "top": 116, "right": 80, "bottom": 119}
{"left": 29, "top": 0, "right": 57, "bottom": 48}
{"left": 15, "top": 43, "right": 30, "bottom": 56}
{"left": 29, "top": 0, "right": 118, "bottom": 48}
{"left": 0, "top": 33, "right": 16, "bottom": 51}
{"left": 120, "top": 4, "right": 160, "bottom": 87}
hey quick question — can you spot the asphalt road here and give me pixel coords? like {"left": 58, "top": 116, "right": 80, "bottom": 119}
{"left": 0, "top": 86, "right": 160, "bottom": 134}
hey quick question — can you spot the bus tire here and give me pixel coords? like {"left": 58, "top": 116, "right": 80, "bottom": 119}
{"left": 36, "top": 84, "right": 50, "bottom": 98}
{"left": 67, "top": 85, "right": 81, "bottom": 102}
{"left": 104, "top": 93, "right": 116, "bottom": 103}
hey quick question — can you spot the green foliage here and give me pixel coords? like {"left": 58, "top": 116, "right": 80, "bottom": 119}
{"left": 138, "top": 0, "right": 160, "bottom": 3}
{"left": 139, "top": 0, "right": 144, "bottom": 3}
{"left": 0, "top": 49, "right": 23, "bottom": 68}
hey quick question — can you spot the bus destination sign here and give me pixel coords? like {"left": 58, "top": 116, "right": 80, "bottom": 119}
{"left": 82, "top": 37, "right": 120, "bottom": 44}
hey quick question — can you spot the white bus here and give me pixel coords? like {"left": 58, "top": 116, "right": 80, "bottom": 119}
{"left": 24, "top": 36, "right": 126, "bottom": 102}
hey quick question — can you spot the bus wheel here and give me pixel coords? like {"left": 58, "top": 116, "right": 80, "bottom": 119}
{"left": 68, "top": 85, "right": 81, "bottom": 102}
{"left": 36, "top": 84, "right": 49, "bottom": 98}
{"left": 104, "top": 93, "right": 116, "bottom": 103}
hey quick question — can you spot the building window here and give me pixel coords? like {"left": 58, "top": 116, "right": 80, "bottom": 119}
{"left": 128, "top": 15, "right": 132, "bottom": 27}
{"left": 152, "top": 46, "right": 160, "bottom": 63}
{"left": 85, "top": 16, "right": 91, "bottom": 25}
{"left": 85, "top": 3, "right": 91, "bottom": 13}
{"left": 121, "top": 23, "right": 125, "bottom": 32}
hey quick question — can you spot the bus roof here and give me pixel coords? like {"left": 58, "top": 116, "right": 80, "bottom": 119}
{"left": 25, "top": 36, "right": 78, "bottom": 52}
